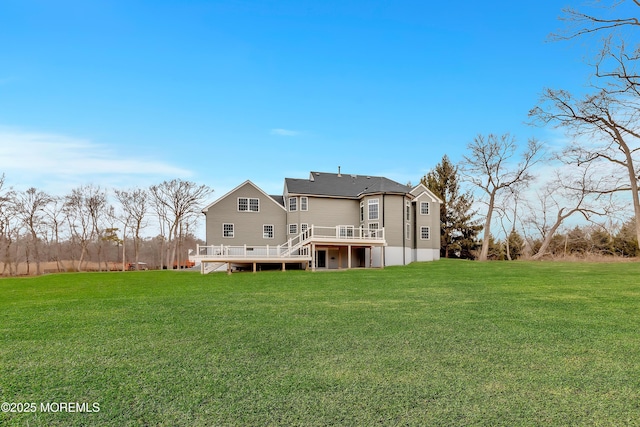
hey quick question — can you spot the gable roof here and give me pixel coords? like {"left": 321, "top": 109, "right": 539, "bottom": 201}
{"left": 201, "top": 180, "right": 286, "bottom": 213}
{"left": 410, "top": 183, "right": 444, "bottom": 204}
{"left": 285, "top": 171, "right": 411, "bottom": 198}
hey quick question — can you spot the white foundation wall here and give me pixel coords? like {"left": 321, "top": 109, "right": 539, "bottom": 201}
{"left": 384, "top": 247, "right": 406, "bottom": 266}
{"left": 370, "top": 247, "right": 383, "bottom": 268}
{"left": 415, "top": 248, "right": 440, "bottom": 262}
{"left": 369, "top": 247, "right": 440, "bottom": 267}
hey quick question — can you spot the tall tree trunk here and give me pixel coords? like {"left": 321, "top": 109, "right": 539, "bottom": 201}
{"left": 479, "top": 192, "right": 497, "bottom": 261}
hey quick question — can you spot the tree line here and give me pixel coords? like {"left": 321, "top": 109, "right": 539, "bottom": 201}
{"left": 0, "top": 176, "right": 212, "bottom": 275}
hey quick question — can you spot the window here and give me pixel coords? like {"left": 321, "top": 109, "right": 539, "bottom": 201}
{"left": 238, "top": 197, "right": 259, "bottom": 212}
{"left": 339, "top": 225, "right": 354, "bottom": 238}
{"left": 300, "top": 197, "right": 308, "bottom": 211}
{"left": 368, "top": 199, "right": 379, "bottom": 220}
{"left": 420, "top": 201, "right": 429, "bottom": 215}
{"left": 263, "top": 224, "right": 274, "bottom": 239}
{"left": 421, "top": 226, "right": 430, "bottom": 240}
{"left": 406, "top": 202, "right": 411, "bottom": 221}
{"left": 289, "top": 197, "right": 297, "bottom": 211}
{"left": 360, "top": 202, "right": 364, "bottom": 222}
{"left": 368, "top": 222, "right": 379, "bottom": 237}
{"left": 289, "top": 224, "right": 298, "bottom": 234}
{"left": 406, "top": 223, "right": 411, "bottom": 240}
{"left": 223, "top": 223, "right": 234, "bottom": 238}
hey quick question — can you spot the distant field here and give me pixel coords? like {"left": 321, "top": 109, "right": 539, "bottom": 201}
{"left": 1, "top": 260, "right": 639, "bottom": 426}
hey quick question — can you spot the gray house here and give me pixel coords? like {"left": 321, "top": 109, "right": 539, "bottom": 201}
{"left": 194, "top": 171, "right": 442, "bottom": 273}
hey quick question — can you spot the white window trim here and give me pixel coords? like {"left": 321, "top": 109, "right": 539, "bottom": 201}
{"left": 300, "top": 197, "right": 308, "bottom": 211}
{"left": 238, "top": 197, "right": 259, "bottom": 212}
{"left": 420, "top": 226, "right": 430, "bottom": 240}
{"left": 420, "top": 201, "right": 430, "bottom": 215}
{"left": 368, "top": 198, "right": 379, "bottom": 220}
{"left": 406, "top": 201, "right": 411, "bottom": 221}
{"left": 360, "top": 201, "right": 364, "bottom": 222}
{"left": 223, "top": 223, "right": 234, "bottom": 238}
{"left": 289, "top": 197, "right": 297, "bottom": 212}
{"left": 289, "top": 223, "right": 298, "bottom": 234}
{"left": 406, "top": 223, "right": 411, "bottom": 240}
{"left": 263, "top": 224, "right": 274, "bottom": 239}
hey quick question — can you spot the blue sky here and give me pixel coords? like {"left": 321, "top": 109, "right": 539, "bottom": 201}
{"left": 0, "top": 0, "right": 597, "bottom": 201}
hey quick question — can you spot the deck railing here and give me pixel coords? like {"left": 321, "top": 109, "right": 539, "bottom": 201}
{"left": 194, "top": 225, "right": 384, "bottom": 260}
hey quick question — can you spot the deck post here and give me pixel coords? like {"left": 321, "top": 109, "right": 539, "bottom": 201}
{"left": 253, "top": 262, "right": 257, "bottom": 273}
{"left": 311, "top": 243, "right": 316, "bottom": 271}
{"left": 348, "top": 245, "right": 352, "bottom": 269}
{"left": 282, "top": 262, "right": 286, "bottom": 272}
{"left": 227, "top": 262, "right": 232, "bottom": 275}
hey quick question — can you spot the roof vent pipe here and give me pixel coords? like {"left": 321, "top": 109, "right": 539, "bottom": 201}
{"left": 338, "top": 166, "right": 341, "bottom": 177}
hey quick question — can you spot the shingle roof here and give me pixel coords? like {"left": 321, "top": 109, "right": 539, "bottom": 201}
{"left": 285, "top": 172, "right": 411, "bottom": 198}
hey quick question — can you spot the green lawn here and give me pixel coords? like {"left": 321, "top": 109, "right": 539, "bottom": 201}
{"left": 1, "top": 260, "right": 639, "bottom": 426}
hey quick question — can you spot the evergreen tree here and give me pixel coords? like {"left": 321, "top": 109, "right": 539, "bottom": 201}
{"left": 506, "top": 229, "right": 524, "bottom": 260}
{"left": 422, "top": 155, "right": 482, "bottom": 259}
{"left": 613, "top": 219, "right": 638, "bottom": 257}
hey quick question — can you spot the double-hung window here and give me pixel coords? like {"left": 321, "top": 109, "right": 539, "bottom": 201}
{"left": 223, "top": 223, "right": 234, "bottom": 238}
{"left": 289, "top": 197, "right": 297, "bottom": 212}
{"left": 300, "top": 197, "right": 308, "bottom": 211}
{"left": 339, "top": 225, "right": 354, "bottom": 238}
{"left": 420, "top": 202, "right": 429, "bottom": 215}
{"left": 289, "top": 224, "right": 298, "bottom": 235}
{"left": 368, "top": 199, "right": 379, "bottom": 220}
{"left": 263, "top": 225, "right": 274, "bottom": 239}
{"left": 238, "top": 197, "right": 259, "bottom": 212}
{"left": 421, "top": 226, "right": 430, "bottom": 240}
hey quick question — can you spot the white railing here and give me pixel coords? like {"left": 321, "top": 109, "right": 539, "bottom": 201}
{"left": 195, "top": 243, "right": 310, "bottom": 259}
{"left": 194, "top": 225, "right": 384, "bottom": 260}
{"left": 309, "top": 225, "right": 385, "bottom": 240}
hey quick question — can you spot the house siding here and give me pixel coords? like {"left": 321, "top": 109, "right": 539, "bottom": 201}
{"left": 286, "top": 196, "right": 359, "bottom": 231}
{"left": 205, "top": 182, "right": 286, "bottom": 246}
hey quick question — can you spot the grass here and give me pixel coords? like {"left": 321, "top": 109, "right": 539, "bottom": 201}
{"left": 1, "top": 260, "right": 640, "bottom": 426}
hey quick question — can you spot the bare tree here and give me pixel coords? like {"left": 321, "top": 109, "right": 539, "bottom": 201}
{"left": 462, "top": 134, "right": 544, "bottom": 261}
{"left": 14, "top": 188, "right": 53, "bottom": 275}
{"left": 536, "top": 1, "right": 640, "bottom": 250}
{"left": 526, "top": 164, "right": 616, "bottom": 259}
{"left": 64, "top": 186, "right": 99, "bottom": 271}
{"left": 0, "top": 174, "right": 17, "bottom": 275}
{"left": 149, "top": 179, "right": 212, "bottom": 269}
{"left": 530, "top": 88, "right": 640, "bottom": 249}
{"left": 114, "top": 188, "right": 149, "bottom": 270}
{"left": 43, "top": 196, "right": 67, "bottom": 272}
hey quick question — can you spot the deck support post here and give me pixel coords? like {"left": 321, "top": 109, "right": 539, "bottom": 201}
{"left": 282, "top": 262, "right": 286, "bottom": 272}
{"left": 348, "top": 245, "right": 352, "bottom": 269}
{"left": 227, "top": 262, "right": 232, "bottom": 275}
{"left": 253, "top": 262, "right": 257, "bottom": 273}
